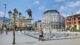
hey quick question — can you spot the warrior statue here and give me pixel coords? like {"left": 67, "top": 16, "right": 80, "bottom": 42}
{"left": 27, "top": 8, "right": 32, "bottom": 17}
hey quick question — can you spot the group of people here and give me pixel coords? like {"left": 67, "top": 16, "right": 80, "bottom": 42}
{"left": 0, "top": 30, "right": 8, "bottom": 35}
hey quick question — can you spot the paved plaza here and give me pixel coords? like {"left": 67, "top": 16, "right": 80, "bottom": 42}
{"left": 0, "top": 31, "right": 80, "bottom": 45}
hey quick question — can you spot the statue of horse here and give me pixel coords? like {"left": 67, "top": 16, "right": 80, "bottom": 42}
{"left": 27, "top": 8, "right": 32, "bottom": 17}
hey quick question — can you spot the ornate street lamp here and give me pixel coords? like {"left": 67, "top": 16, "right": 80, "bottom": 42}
{"left": 8, "top": 8, "right": 18, "bottom": 44}
{"left": 19, "top": 12, "right": 22, "bottom": 29}
{"left": 8, "top": 10, "right": 12, "bottom": 18}
{"left": 26, "top": 8, "right": 33, "bottom": 30}
{"left": 19, "top": 12, "right": 22, "bottom": 18}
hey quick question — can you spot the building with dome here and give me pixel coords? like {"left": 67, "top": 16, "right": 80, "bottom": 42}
{"left": 42, "top": 10, "right": 65, "bottom": 32}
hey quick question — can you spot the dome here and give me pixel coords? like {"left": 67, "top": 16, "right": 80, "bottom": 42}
{"left": 44, "top": 10, "right": 60, "bottom": 14}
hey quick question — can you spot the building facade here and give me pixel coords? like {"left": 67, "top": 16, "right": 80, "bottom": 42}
{"left": 32, "top": 20, "right": 42, "bottom": 31}
{"left": 0, "top": 19, "right": 3, "bottom": 29}
{"left": 42, "top": 10, "right": 65, "bottom": 32}
{"left": 65, "top": 14, "right": 80, "bottom": 30}
{"left": 8, "top": 18, "right": 30, "bottom": 30}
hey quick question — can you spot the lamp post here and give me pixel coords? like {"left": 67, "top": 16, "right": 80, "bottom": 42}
{"left": 8, "top": 8, "right": 18, "bottom": 44}
{"left": 26, "top": 8, "right": 33, "bottom": 30}
{"left": 2, "top": 2, "right": 6, "bottom": 30}
{"left": 19, "top": 12, "right": 22, "bottom": 30}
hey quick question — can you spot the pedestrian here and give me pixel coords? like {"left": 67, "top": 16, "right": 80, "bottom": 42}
{"left": 6, "top": 30, "right": 8, "bottom": 35}
{"left": 39, "top": 30, "right": 44, "bottom": 41}
{"left": 1, "top": 30, "right": 3, "bottom": 34}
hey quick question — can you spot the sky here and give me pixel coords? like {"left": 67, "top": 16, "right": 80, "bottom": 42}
{"left": 0, "top": 0, "right": 80, "bottom": 23}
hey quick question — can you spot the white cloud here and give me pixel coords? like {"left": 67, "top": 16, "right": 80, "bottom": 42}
{"left": 33, "top": 1, "right": 39, "bottom": 5}
{"left": 59, "top": 6, "right": 67, "bottom": 11}
{"left": 0, "top": 11, "right": 4, "bottom": 17}
{"left": 59, "top": 1, "right": 80, "bottom": 12}
{"left": 54, "top": 0, "right": 65, "bottom": 2}
{"left": 39, "top": 6, "right": 45, "bottom": 10}
{"left": 66, "top": 1, "right": 80, "bottom": 7}
{"left": 76, "top": 10, "right": 80, "bottom": 14}
{"left": 62, "top": 13, "right": 70, "bottom": 17}
{"left": 45, "top": 9, "right": 50, "bottom": 11}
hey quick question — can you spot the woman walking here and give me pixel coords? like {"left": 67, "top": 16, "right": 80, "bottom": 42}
{"left": 39, "top": 30, "right": 44, "bottom": 41}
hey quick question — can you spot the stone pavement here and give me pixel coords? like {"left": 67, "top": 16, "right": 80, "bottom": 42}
{"left": 0, "top": 31, "right": 38, "bottom": 45}
{"left": 0, "top": 31, "right": 80, "bottom": 45}
{"left": 23, "top": 31, "right": 80, "bottom": 41}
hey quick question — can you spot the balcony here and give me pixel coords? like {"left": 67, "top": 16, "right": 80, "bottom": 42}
{"left": 67, "top": 20, "right": 71, "bottom": 22}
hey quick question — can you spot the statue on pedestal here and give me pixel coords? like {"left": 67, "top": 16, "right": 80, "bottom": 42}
{"left": 27, "top": 8, "right": 32, "bottom": 18}
{"left": 26, "top": 8, "right": 33, "bottom": 30}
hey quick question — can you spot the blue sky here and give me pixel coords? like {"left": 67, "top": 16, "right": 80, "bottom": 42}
{"left": 0, "top": 0, "right": 80, "bottom": 23}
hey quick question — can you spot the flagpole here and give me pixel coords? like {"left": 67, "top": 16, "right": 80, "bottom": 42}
{"left": 3, "top": 0, "right": 7, "bottom": 30}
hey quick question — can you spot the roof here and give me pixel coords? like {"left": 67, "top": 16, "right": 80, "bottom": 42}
{"left": 66, "top": 14, "right": 80, "bottom": 18}
{"left": 43, "top": 10, "right": 60, "bottom": 14}
{"left": 0, "top": 17, "right": 12, "bottom": 21}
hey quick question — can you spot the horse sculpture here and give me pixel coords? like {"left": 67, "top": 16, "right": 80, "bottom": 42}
{"left": 27, "top": 8, "right": 32, "bottom": 17}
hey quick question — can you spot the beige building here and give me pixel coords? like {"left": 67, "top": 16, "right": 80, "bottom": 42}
{"left": 0, "top": 19, "right": 3, "bottom": 29}
{"left": 8, "top": 18, "right": 30, "bottom": 30}
{"left": 33, "top": 20, "right": 42, "bottom": 30}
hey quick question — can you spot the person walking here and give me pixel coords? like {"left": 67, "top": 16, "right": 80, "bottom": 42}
{"left": 1, "top": 30, "right": 3, "bottom": 34}
{"left": 39, "top": 30, "right": 44, "bottom": 41}
{"left": 6, "top": 30, "right": 8, "bottom": 35}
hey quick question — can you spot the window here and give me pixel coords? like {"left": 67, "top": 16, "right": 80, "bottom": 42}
{"left": 78, "top": 21, "right": 80, "bottom": 24}
{"left": 74, "top": 22, "right": 76, "bottom": 24}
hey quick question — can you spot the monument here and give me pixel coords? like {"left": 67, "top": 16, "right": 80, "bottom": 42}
{"left": 26, "top": 8, "right": 33, "bottom": 30}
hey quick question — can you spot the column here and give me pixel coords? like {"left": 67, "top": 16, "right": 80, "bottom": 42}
{"left": 77, "top": 24, "right": 79, "bottom": 30}
{"left": 76, "top": 17, "right": 79, "bottom": 30}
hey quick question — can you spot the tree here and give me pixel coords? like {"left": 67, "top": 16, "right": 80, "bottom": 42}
{"left": 71, "top": 27, "right": 76, "bottom": 31}
{"left": 22, "top": 16, "right": 26, "bottom": 19}
{"left": 79, "top": 27, "right": 80, "bottom": 30}
{"left": 66, "top": 27, "right": 70, "bottom": 30}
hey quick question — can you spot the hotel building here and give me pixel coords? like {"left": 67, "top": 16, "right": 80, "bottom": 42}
{"left": 65, "top": 14, "right": 80, "bottom": 30}
{"left": 42, "top": 10, "right": 65, "bottom": 32}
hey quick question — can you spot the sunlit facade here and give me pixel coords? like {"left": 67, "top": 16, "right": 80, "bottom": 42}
{"left": 65, "top": 14, "right": 80, "bottom": 30}
{"left": 42, "top": 10, "right": 65, "bottom": 32}
{"left": 0, "top": 19, "right": 3, "bottom": 29}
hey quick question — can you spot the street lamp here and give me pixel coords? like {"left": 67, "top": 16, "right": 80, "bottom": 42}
{"left": 8, "top": 8, "right": 18, "bottom": 44}
{"left": 19, "top": 12, "right": 22, "bottom": 29}
{"left": 8, "top": 10, "right": 12, "bottom": 18}
{"left": 8, "top": 10, "right": 12, "bottom": 31}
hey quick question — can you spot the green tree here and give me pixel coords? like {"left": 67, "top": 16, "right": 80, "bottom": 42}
{"left": 66, "top": 27, "right": 70, "bottom": 30}
{"left": 71, "top": 27, "right": 76, "bottom": 31}
{"left": 22, "top": 16, "right": 26, "bottom": 19}
{"left": 79, "top": 27, "right": 80, "bottom": 30}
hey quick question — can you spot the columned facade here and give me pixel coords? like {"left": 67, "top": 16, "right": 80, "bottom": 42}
{"left": 42, "top": 10, "right": 65, "bottom": 32}
{"left": 65, "top": 14, "right": 80, "bottom": 30}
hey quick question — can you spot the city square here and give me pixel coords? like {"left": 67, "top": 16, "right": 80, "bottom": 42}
{"left": 0, "top": 0, "right": 80, "bottom": 45}
{"left": 0, "top": 31, "right": 80, "bottom": 45}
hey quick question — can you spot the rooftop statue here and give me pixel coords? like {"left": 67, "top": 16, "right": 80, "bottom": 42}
{"left": 27, "top": 8, "right": 32, "bottom": 17}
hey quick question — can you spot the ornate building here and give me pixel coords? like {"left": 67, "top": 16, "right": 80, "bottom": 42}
{"left": 8, "top": 17, "right": 30, "bottom": 30}
{"left": 42, "top": 10, "right": 65, "bottom": 32}
{"left": 33, "top": 20, "right": 42, "bottom": 31}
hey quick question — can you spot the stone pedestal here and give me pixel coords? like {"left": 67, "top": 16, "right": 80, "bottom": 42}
{"left": 27, "top": 17, "right": 33, "bottom": 30}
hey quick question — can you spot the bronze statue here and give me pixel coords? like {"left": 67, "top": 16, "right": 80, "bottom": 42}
{"left": 27, "top": 8, "right": 32, "bottom": 17}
